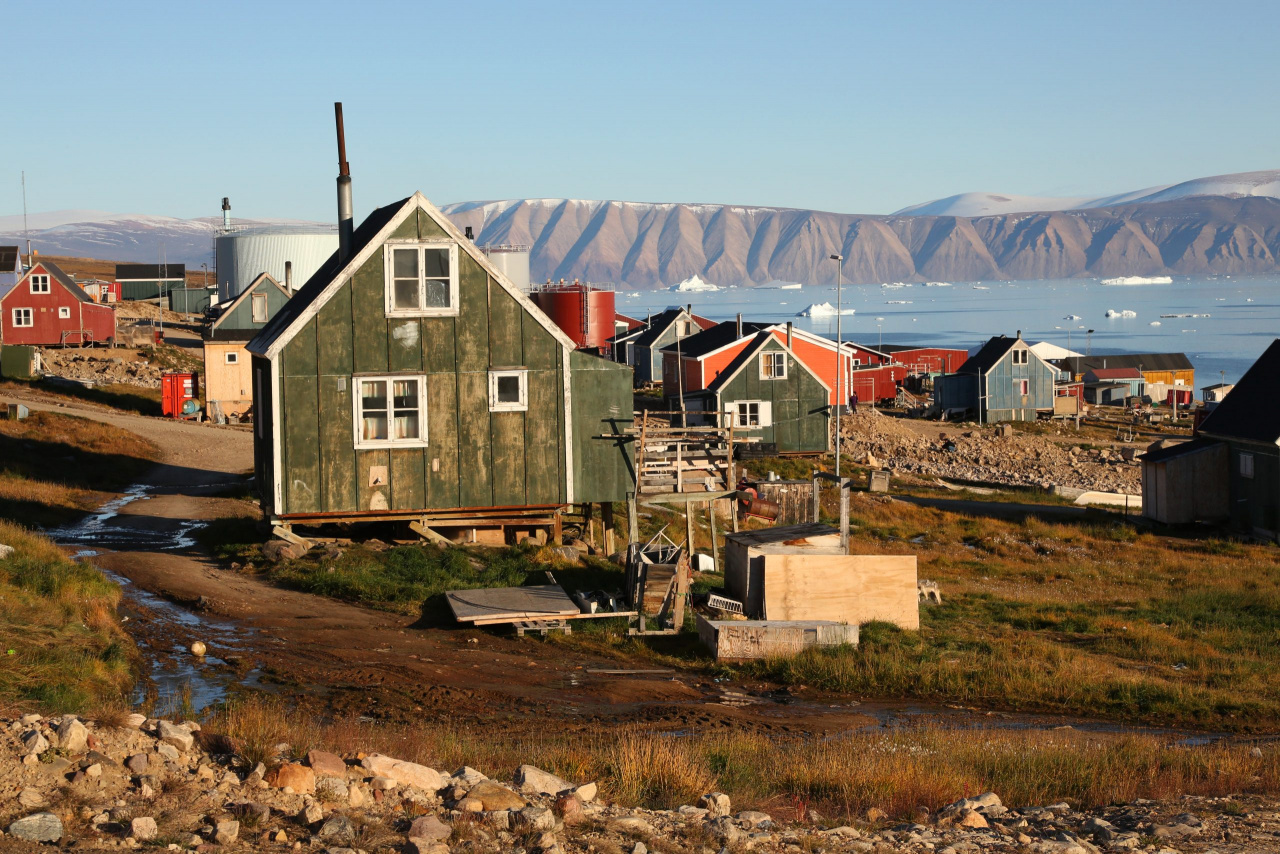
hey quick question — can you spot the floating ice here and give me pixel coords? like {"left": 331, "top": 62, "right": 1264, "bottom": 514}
{"left": 1101, "top": 275, "right": 1173, "bottom": 285}
{"left": 1149, "top": 321, "right": 1162, "bottom": 326}
{"left": 1105, "top": 309, "right": 1138, "bottom": 318}
{"left": 797, "top": 302, "right": 855, "bottom": 317}
{"left": 668, "top": 274, "right": 720, "bottom": 292}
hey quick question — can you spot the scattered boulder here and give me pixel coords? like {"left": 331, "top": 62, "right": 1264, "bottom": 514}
{"left": 308, "top": 749, "right": 348, "bottom": 778}
{"left": 408, "top": 814, "right": 451, "bottom": 842}
{"left": 554, "top": 792, "right": 585, "bottom": 825}
{"left": 317, "top": 813, "right": 355, "bottom": 845}
{"left": 214, "top": 819, "right": 240, "bottom": 845}
{"left": 8, "top": 813, "right": 63, "bottom": 843}
{"left": 129, "top": 817, "right": 158, "bottom": 841}
{"left": 699, "top": 792, "right": 731, "bottom": 818}
{"left": 315, "top": 776, "right": 349, "bottom": 803}
{"left": 574, "top": 781, "right": 598, "bottom": 803}
{"left": 736, "top": 810, "right": 772, "bottom": 828}
{"left": 263, "top": 539, "right": 308, "bottom": 562}
{"left": 156, "top": 720, "right": 194, "bottom": 752}
{"left": 464, "top": 779, "right": 526, "bottom": 811}
{"left": 515, "top": 763, "right": 574, "bottom": 796}
{"left": 360, "top": 754, "right": 443, "bottom": 793}
{"left": 57, "top": 717, "right": 90, "bottom": 754}
{"left": 515, "top": 805, "right": 556, "bottom": 832}
{"left": 266, "top": 762, "right": 316, "bottom": 794}
{"left": 21, "top": 729, "right": 49, "bottom": 756}
{"left": 17, "top": 788, "right": 46, "bottom": 809}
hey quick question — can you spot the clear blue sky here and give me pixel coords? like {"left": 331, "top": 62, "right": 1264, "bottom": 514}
{"left": 5, "top": 0, "right": 1278, "bottom": 222}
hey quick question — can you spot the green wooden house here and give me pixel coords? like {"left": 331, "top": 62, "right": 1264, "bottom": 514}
{"left": 681, "top": 331, "right": 830, "bottom": 454}
{"left": 246, "top": 193, "right": 633, "bottom": 535}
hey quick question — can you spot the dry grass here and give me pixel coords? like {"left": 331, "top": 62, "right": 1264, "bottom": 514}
{"left": 0, "top": 522, "right": 135, "bottom": 714}
{"left": 205, "top": 696, "right": 1280, "bottom": 821}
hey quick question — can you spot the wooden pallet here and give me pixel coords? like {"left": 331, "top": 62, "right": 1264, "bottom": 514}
{"left": 516, "top": 620, "right": 572, "bottom": 637}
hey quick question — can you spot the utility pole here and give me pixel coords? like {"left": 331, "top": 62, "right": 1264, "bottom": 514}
{"left": 830, "top": 253, "right": 844, "bottom": 480}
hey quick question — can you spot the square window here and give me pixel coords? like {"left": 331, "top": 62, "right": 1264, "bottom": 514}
{"left": 1240, "top": 452, "right": 1254, "bottom": 479}
{"left": 489, "top": 369, "right": 528, "bottom": 412}
{"left": 384, "top": 242, "right": 459, "bottom": 317}
{"left": 225, "top": 352, "right": 239, "bottom": 364}
{"left": 29, "top": 275, "right": 49, "bottom": 294}
{"left": 58, "top": 306, "right": 70, "bottom": 319}
{"left": 731, "top": 400, "right": 771, "bottom": 428}
{"left": 12, "top": 308, "right": 32, "bottom": 327}
{"left": 353, "top": 375, "right": 428, "bottom": 448}
{"left": 761, "top": 351, "right": 787, "bottom": 379}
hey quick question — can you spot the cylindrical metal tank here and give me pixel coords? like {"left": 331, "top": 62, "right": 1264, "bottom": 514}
{"left": 481, "top": 244, "right": 531, "bottom": 292}
{"left": 214, "top": 227, "right": 340, "bottom": 304}
{"left": 530, "top": 282, "right": 616, "bottom": 352}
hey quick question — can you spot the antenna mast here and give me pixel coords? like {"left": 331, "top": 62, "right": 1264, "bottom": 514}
{"left": 21, "top": 171, "right": 30, "bottom": 266}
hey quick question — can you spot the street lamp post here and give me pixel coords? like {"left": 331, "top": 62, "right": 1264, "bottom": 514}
{"left": 830, "top": 253, "right": 844, "bottom": 480}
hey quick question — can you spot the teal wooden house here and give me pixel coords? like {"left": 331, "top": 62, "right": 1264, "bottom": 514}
{"left": 204, "top": 273, "right": 293, "bottom": 422}
{"left": 934, "top": 334, "right": 1059, "bottom": 423}
{"left": 246, "top": 193, "right": 633, "bottom": 538}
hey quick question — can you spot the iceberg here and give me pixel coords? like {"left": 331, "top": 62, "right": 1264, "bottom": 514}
{"left": 1159, "top": 313, "right": 1211, "bottom": 318}
{"left": 921, "top": 281, "right": 953, "bottom": 287}
{"left": 668, "top": 274, "right": 720, "bottom": 292}
{"left": 1149, "top": 321, "right": 1162, "bottom": 326}
{"left": 886, "top": 300, "right": 913, "bottom": 304}
{"left": 972, "top": 285, "right": 989, "bottom": 290}
{"left": 1064, "top": 314, "right": 1082, "bottom": 320}
{"left": 797, "top": 302, "right": 855, "bottom": 317}
{"left": 1105, "top": 309, "right": 1138, "bottom": 318}
{"left": 1101, "top": 276, "right": 1173, "bottom": 285}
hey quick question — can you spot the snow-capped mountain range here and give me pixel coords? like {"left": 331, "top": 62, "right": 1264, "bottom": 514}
{"left": 3, "top": 169, "right": 1280, "bottom": 286}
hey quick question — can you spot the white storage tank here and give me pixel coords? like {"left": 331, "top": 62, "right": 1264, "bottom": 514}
{"left": 481, "top": 244, "right": 531, "bottom": 292}
{"left": 215, "top": 226, "right": 339, "bottom": 304}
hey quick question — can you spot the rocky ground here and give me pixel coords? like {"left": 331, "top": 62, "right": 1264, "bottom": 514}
{"left": 842, "top": 409, "right": 1142, "bottom": 495}
{"left": 3, "top": 713, "right": 1278, "bottom": 853}
{"left": 39, "top": 351, "right": 163, "bottom": 389}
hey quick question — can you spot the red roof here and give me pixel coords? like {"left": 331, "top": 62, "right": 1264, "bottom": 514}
{"left": 1088, "top": 367, "right": 1143, "bottom": 380}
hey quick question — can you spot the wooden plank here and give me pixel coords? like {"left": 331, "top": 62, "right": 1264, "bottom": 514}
{"left": 388, "top": 318, "right": 424, "bottom": 373}
{"left": 490, "top": 408, "right": 527, "bottom": 507}
{"left": 456, "top": 370, "right": 492, "bottom": 508}
{"left": 422, "top": 317, "right": 457, "bottom": 373}
{"left": 425, "top": 373, "right": 460, "bottom": 510}
{"left": 282, "top": 374, "right": 321, "bottom": 514}
{"left": 488, "top": 282, "right": 523, "bottom": 368}
{"left": 391, "top": 447, "right": 427, "bottom": 510}
{"left": 316, "top": 285, "right": 353, "bottom": 376}
{"left": 523, "top": 368, "right": 561, "bottom": 505}
{"left": 318, "top": 373, "right": 356, "bottom": 513}
{"left": 447, "top": 584, "right": 580, "bottom": 623}
{"left": 284, "top": 317, "right": 318, "bottom": 377}
{"left": 356, "top": 448, "right": 391, "bottom": 513}
{"left": 455, "top": 254, "right": 488, "bottom": 373}
{"left": 761, "top": 554, "right": 918, "bottom": 629}
{"left": 351, "top": 250, "right": 389, "bottom": 375}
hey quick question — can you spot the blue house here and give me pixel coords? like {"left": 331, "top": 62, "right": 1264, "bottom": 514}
{"left": 934, "top": 334, "right": 1059, "bottom": 423}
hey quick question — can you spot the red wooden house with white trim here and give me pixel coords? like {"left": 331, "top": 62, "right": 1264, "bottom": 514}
{"left": 0, "top": 261, "right": 116, "bottom": 346}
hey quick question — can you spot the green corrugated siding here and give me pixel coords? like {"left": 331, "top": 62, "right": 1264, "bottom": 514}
{"left": 169, "top": 288, "right": 216, "bottom": 314}
{"left": 121, "top": 280, "right": 183, "bottom": 301}
{"left": 215, "top": 281, "right": 291, "bottom": 333}
{"left": 0, "top": 345, "right": 38, "bottom": 380}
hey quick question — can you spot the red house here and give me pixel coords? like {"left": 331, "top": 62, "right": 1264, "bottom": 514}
{"left": 0, "top": 261, "right": 116, "bottom": 346}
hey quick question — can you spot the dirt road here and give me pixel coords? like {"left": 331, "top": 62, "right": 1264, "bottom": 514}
{"left": 1, "top": 386, "right": 892, "bottom": 736}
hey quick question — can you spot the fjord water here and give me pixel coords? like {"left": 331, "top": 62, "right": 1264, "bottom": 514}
{"left": 620, "top": 275, "right": 1280, "bottom": 385}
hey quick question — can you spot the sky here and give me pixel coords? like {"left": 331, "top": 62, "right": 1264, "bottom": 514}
{"left": 4, "top": 0, "right": 1279, "bottom": 223}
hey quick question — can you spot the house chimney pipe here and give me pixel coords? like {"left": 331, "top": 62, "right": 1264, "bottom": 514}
{"left": 285, "top": 261, "right": 293, "bottom": 295}
{"left": 335, "top": 102, "right": 354, "bottom": 264}
{"left": 736, "top": 313, "right": 742, "bottom": 338}
{"left": 786, "top": 321, "right": 793, "bottom": 348}
{"left": 221, "top": 197, "right": 231, "bottom": 231}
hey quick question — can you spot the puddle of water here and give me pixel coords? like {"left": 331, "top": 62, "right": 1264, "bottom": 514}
{"left": 54, "top": 483, "right": 258, "bottom": 712}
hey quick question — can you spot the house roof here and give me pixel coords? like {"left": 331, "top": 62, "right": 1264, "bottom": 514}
{"left": 1085, "top": 381, "right": 1128, "bottom": 391}
{"left": 1087, "top": 367, "right": 1144, "bottom": 380}
{"left": 956, "top": 336, "right": 1021, "bottom": 375}
{"left": 0, "top": 246, "right": 18, "bottom": 271}
{"left": 660, "top": 320, "right": 770, "bottom": 358}
{"left": 115, "top": 263, "right": 186, "bottom": 281}
{"left": 3, "top": 261, "right": 94, "bottom": 305}
{"left": 248, "top": 193, "right": 576, "bottom": 358}
{"left": 208, "top": 273, "right": 291, "bottom": 339}
{"left": 1058, "top": 352, "right": 1193, "bottom": 375}
{"left": 703, "top": 330, "right": 830, "bottom": 395}
{"left": 1139, "top": 437, "right": 1219, "bottom": 464}
{"left": 1198, "top": 339, "right": 1280, "bottom": 445}
{"left": 1201, "top": 383, "right": 1232, "bottom": 391}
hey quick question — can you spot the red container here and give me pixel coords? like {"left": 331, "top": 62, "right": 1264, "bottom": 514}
{"left": 531, "top": 282, "right": 616, "bottom": 352}
{"left": 161, "top": 372, "right": 199, "bottom": 418}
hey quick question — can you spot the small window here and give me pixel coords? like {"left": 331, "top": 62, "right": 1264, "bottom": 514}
{"left": 1240, "top": 452, "right": 1254, "bottom": 479}
{"left": 353, "top": 376, "right": 428, "bottom": 448}
{"left": 1017, "top": 379, "right": 1029, "bottom": 395}
{"left": 852, "top": 358, "right": 862, "bottom": 367}
{"left": 489, "top": 369, "right": 528, "bottom": 412}
{"left": 12, "top": 308, "right": 32, "bottom": 327}
{"left": 225, "top": 352, "right": 239, "bottom": 364}
{"left": 730, "top": 400, "right": 772, "bottom": 428}
{"left": 678, "top": 321, "right": 693, "bottom": 337}
{"left": 58, "top": 306, "right": 71, "bottom": 319}
{"left": 383, "top": 242, "right": 459, "bottom": 317}
{"left": 760, "top": 351, "right": 787, "bottom": 379}
{"left": 29, "top": 275, "right": 49, "bottom": 294}
{"left": 1010, "top": 349, "right": 1028, "bottom": 365}
{"left": 251, "top": 292, "right": 268, "bottom": 323}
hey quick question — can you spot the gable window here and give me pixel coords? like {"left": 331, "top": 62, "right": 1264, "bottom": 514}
{"left": 29, "top": 275, "right": 49, "bottom": 294}
{"left": 1016, "top": 379, "right": 1029, "bottom": 396}
{"left": 12, "top": 308, "right": 32, "bottom": 327}
{"left": 225, "top": 352, "right": 239, "bottom": 364}
{"left": 353, "top": 376, "right": 428, "bottom": 448}
{"left": 760, "top": 351, "right": 787, "bottom": 379}
{"left": 489, "top": 369, "right": 529, "bottom": 412}
{"left": 730, "top": 400, "right": 772, "bottom": 428}
{"left": 1012, "top": 349, "right": 1029, "bottom": 365}
{"left": 58, "top": 306, "right": 71, "bottom": 319}
{"left": 251, "top": 293, "right": 268, "bottom": 323}
{"left": 1240, "top": 452, "right": 1254, "bottom": 479}
{"left": 678, "top": 321, "right": 693, "bottom": 337}
{"left": 384, "top": 242, "right": 459, "bottom": 317}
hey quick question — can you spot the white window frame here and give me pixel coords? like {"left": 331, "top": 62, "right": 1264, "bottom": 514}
{"left": 729, "top": 399, "right": 772, "bottom": 428}
{"left": 1240, "top": 452, "right": 1254, "bottom": 479}
{"left": 1016, "top": 378, "right": 1029, "bottom": 396}
{"left": 225, "top": 352, "right": 239, "bottom": 364}
{"left": 489, "top": 369, "right": 529, "bottom": 412}
{"left": 251, "top": 292, "right": 268, "bottom": 323}
{"left": 1012, "top": 349, "right": 1029, "bottom": 365}
{"left": 58, "top": 306, "right": 71, "bottom": 319}
{"left": 760, "top": 351, "right": 787, "bottom": 380}
{"left": 352, "top": 375, "right": 429, "bottom": 449}
{"left": 383, "top": 241, "right": 460, "bottom": 318}
{"left": 29, "top": 275, "right": 49, "bottom": 294}
{"left": 12, "top": 308, "right": 32, "bottom": 327}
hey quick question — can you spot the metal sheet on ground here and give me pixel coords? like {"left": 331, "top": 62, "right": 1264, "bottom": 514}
{"left": 447, "top": 584, "right": 580, "bottom": 624}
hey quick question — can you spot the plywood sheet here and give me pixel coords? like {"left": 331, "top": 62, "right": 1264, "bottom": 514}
{"left": 447, "top": 584, "right": 580, "bottom": 624}
{"left": 762, "top": 554, "right": 919, "bottom": 630}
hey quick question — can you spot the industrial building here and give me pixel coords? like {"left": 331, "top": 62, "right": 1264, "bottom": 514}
{"left": 530, "top": 279, "right": 616, "bottom": 355}
{"left": 115, "top": 263, "right": 186, "bottom": 301}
